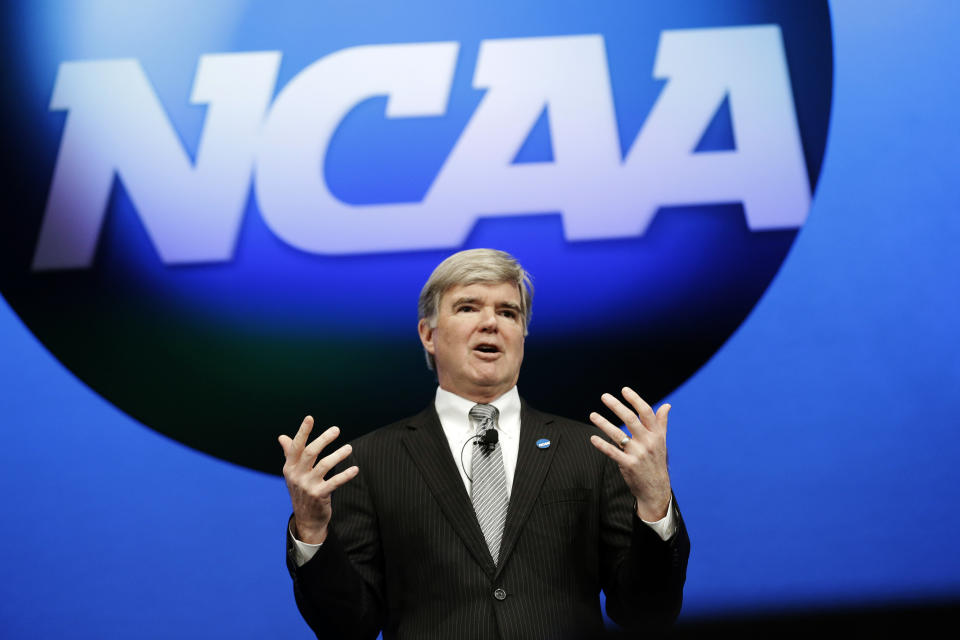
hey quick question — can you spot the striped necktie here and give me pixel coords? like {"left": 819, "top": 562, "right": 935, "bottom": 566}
{"left": 469, "top": 403, "right": 509, "bottom": 564}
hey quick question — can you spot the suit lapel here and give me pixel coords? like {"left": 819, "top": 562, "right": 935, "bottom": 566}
{"left": 494, "top": 402, "right": 558, "bottom": 579}
{"left": 401, "top": 406, "right": 497, "bottom": 576}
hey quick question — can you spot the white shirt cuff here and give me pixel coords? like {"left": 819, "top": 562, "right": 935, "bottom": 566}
{"left": 290, "top": 523, "right": 323, "bottom": 567}
{"left": 639, "top": 496, "right": 677, "bottom": 542}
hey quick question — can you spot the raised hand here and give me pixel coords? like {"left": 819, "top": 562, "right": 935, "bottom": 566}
{"left": 279, "top": 416, "right": 359, "bottom": 544}
{"left": 589, "top": 387, "right": 672, "bottom": 522}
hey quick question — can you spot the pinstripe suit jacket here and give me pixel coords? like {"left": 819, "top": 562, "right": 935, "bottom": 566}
{"left": 286, "top": 401, "right": 689, "bottom": 640}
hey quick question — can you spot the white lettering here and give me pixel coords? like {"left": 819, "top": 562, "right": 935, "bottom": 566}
{"left": 33, "top": 27, "right": 812, "bottom": 268}
{"left": 33, "top": 52, "right": 280, "bottom": 269}
{"left": 254, "top": 42, "right": 459, "bottom": 254}
{"left": 619, "top": 25, "right": 810, "bottom": 237}
{"left": 428, "top": 35, "right": 629, "bottom": 246}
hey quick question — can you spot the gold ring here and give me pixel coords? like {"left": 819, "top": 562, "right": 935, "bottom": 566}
{"left": 618, "top": 435, "right": 630, "bottom": 450}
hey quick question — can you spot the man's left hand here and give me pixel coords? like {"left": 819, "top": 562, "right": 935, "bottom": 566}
{"left": 589, "top": 387, "right": 672, "bottom": 522}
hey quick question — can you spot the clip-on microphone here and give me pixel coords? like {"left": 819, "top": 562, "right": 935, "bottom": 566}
{"left": 460, "top": 427, "right": 501, "bottom": 482}
{"left": 478, "top": 427, "right": 499, "bottom": 453}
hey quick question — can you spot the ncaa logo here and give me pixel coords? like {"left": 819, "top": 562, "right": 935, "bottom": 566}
{"left": 0, "top": 1, "right": 832, "bottom": 473}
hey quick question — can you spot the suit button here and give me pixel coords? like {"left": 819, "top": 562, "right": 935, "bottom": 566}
{"left": 493, "top": 588, "right": 507, "bottom": 601}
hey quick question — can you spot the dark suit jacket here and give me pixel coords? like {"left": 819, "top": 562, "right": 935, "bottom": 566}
{"left": 286, "top": 401, "right": 689, "bottom": 640}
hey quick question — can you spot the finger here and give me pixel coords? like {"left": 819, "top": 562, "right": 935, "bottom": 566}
{"left": 278, "top": 434, "right": 294, "bottom": 459}
{"left": 314, "top": 443, "right": 353, "bottom": 477}
{"left": 620, "top": 387, "right": 658, "bottom": 432}
{"left": 292, "top": 416, "right": 315, "bottom": 451}
{"left": 599, "top": 393, "right": 640, "bottom": 436}
{"left": 322, "top": 465, "right": 359, "bottom": 492}
{"left": 589, "top": 411, "right": 633, "bottom": 444}
{"left": 303, "top": 426, "right": 342, "bottom": 460}
{"left": 656, "top": 403, "right": 671, "bottom": 433}
{"left": 589, "top": 434, "right": 631, "bottom": 466}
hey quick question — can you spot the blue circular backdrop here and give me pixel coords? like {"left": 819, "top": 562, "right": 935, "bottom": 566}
{"left": 0, "top": 1, "right": 832, "bottom": 473}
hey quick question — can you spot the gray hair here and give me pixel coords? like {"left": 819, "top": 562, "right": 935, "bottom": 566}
{"left": 418, "top": 248, "right": 533, "bottom": 370}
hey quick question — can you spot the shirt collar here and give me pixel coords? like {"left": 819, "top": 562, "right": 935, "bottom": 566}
{"left": 434, "top": 385, "right": 521, "bottom": 438}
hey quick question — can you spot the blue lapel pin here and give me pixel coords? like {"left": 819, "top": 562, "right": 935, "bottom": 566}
{"left": 535, "top": 438, "right": 551, "bottom": 449}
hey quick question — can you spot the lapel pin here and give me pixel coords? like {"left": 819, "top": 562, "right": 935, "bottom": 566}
{"left": 535, "top": 438, "right": 551, "bottom": 449}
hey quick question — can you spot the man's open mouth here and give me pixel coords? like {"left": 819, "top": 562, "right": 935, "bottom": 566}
{"left": 474, "top": 344, "right": 500, "bottom": 354}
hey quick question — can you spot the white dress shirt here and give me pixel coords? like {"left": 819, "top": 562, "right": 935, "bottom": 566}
{"left": 434, "top": 385, "right": 521, "bottom": 499}
{"left": 292, "top": 386, "right": 676, "bottom": 566}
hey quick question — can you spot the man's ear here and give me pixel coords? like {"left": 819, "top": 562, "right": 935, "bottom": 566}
{"left": 418, "top": 318, "right": 436, "bottom": 355}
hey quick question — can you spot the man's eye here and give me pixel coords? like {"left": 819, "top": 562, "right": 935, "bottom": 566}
{"left": 457, "top": 306, "right": 475, "bottom": 312}
{"left": 500, "top": 310, "right": 517, "bottom": 319}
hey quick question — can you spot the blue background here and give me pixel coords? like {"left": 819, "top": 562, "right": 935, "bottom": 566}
{"left": 1, "top": 1, "right": 959, "bottom": 636}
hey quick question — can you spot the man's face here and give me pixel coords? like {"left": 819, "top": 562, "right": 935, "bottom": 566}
{"left": 418, "top": 281, "right": 525, "bottom": 403}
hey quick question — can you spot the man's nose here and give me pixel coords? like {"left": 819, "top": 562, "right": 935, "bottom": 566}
{"left": 478, "top": 308, "right": 498, "bottom": 331}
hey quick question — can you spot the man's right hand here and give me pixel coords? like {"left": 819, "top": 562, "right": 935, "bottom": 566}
{"left": 279, "top": 416, "right": 359, "bottom": 544}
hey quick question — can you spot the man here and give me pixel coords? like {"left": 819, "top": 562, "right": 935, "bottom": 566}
{"left": 279, "top": 249, "right": 689, "bottom": 639}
